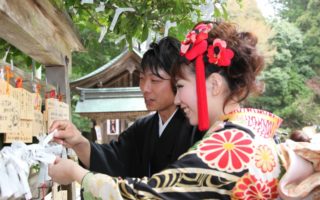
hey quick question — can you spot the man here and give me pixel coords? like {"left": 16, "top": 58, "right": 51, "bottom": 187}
{"left": 50, "top": 36, "right": 204, "bottom": 178}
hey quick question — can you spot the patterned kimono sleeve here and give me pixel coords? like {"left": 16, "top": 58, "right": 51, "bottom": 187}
{"left": 82, "top": 173, "right": 124, "bottom": 200}
{"left": 81, "top": 129, "right": 252, "bottom": 200}
{"left": 81, "top": 123, "right": 281, "bottom": 200}
{"left": 81, "top": 158, "right": 240, "bottom": 200}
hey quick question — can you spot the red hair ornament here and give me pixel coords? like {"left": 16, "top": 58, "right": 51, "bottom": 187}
{"left": 180, "top": 23, "right": 213, "bottom": 131}
{"left": 180, "top": 24, "right": 234, "bottom": 131}
{"left": 207, "top": 39, "right": 234, "bottom": 67}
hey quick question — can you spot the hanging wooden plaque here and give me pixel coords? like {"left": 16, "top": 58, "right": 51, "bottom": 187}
{"left": 0, "top": 79, "right": 5, "bottom": 95}
{"left": 0, "top": 95, "right": 20, "bottom": 133}
{"left": 46, "top": 98, "right": 69, "bottom": 132}
{"left": 4, "top": 119, "right": 33, "bottom": 143}
{"left": 32, "top": 110, "right": 44, "bottom": 137}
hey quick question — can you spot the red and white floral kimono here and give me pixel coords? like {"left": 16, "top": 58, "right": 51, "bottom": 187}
{"left": 81, "top": 108, "right": 283, "bottom": 200}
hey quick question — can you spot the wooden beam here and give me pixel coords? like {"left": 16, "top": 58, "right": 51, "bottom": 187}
{"left": 0, "top": 0, "right": 84, "bottom": 66}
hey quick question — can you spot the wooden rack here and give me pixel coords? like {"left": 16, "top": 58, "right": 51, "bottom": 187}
{"left": 0, "top": 0, "right": 84, "bottom": 199}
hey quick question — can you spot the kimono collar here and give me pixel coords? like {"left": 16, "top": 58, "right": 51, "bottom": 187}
{"left": 221, "top": 108, "right": 283, "bottom": 139}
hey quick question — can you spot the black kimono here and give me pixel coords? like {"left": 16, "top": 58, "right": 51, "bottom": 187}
{"left": 88, "top": 108, "right": 203, "bottom": 178}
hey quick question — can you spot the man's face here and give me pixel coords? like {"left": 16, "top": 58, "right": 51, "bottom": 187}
{"left": 139, "top": 69, "right": 175, "bottom": 112}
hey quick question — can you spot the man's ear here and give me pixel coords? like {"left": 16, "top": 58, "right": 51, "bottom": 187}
{"left": 207, "top": 73, "right": 224, "bottom": 96}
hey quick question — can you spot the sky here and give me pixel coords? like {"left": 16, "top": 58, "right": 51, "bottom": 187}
{"left": 256, "top": 0, "right": 276, "bottom": 18}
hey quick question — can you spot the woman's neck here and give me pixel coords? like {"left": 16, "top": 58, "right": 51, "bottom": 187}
{"left": 224, "top": 102, "right": 241, "bottom": 115}
{"left": 212, "top": 102, "right": 241, "bottom": 124}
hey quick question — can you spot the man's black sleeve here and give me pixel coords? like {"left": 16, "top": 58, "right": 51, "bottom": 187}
{"left": 88, "top": 121, "right": 140, "bottom": 177}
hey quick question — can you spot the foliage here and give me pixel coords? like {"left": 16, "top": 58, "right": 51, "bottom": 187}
{"left": 295, "top": 0, "right": 320, "bottom": 71}
{"left": 64, "top": 0, "right": 232, "bottom": 42}
{"left": 70, "top": 31, "right": 123, "bottom": 80}
{"left": 67, "top": 0, "right": 243, "bottom": 130}
{"left": 227, "top": 0, "right": 276, "bottom": 64}
{"left": 270, "top": 0, "right": 320, "bottom": 73}
{"left": 1, "top": 0, "right": 242, "bottom": 79}
{"left": 67, "top": 0, "right": 242, "bottom": 78}
{"left": 1, "top": 0, "right": 242, "bottom": 132}
{"left": 269, "top": 0, "right": 307, "bottom": 22}
{"left": 248, "top": 20, "right": 319, "bottom": 129}
{"left": 0, "top": 38, "right": 38, "bottom": 72}
{"left": 270, "top": 21, "right": 315, "bottom": 78}
{"left": 71, "top": 94, "right": 92, "bottom": 132}
{"left": 67, "top": 0, "right": 235, "bottom": 129}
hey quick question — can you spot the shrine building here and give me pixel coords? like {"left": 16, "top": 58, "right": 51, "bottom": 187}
{"left": 70, "top": 48, "right": 149, "bottom": 143}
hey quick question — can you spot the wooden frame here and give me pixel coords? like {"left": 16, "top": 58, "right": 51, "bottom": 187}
{"left": 0, "top": 0, "right": 84, "bottom": 199}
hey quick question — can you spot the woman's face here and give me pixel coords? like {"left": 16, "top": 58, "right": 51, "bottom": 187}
{"left": 174, "top": 65, "right": 199, "bottom": 125}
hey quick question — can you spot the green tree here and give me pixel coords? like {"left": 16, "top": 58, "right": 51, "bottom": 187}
{"left": 248, "top": 20, "right": 319, "bottom": 129}
{"left": 66, "top": 0, "right": 241, "bottom": 78}
{"left": 270, "top": 0, "right": 320, "bottom": 73}
{"left": 0, "top": 39, "right": 38, "bottom": 72}
{"left": 64, "top": 0, "right": 242, "bottom": 129}
{"left": 270, "top": 0, "right": 307, "bottom": 22}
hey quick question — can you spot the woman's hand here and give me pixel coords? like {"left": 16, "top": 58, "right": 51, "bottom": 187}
{"left": 48, "top": 157, "right": 89, "bottom": 185}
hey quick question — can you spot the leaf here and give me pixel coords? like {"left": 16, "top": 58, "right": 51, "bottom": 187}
{"left": 141, "top": 23, "right": 149, "bottom": 42}
{"left": 214, "top": 6, "right": 221, "bottom": 17}
{"left": 221, "top": 4, "right": 229, "bottom": 20}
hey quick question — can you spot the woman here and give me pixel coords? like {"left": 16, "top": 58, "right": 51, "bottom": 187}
{"left": 49, "top": 20, "right": 283, "bottom": 199}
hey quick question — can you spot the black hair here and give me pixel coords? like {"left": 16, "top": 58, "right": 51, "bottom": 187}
{"left": 140, "top": 36, "right": 180, "bottom": 79}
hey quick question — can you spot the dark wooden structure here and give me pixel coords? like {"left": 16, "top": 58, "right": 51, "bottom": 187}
{"left": 70, "top": 49, "right": 149, "bottom": 143}
{"left": 0, "top": 0, "right": 84, "bottom": 199}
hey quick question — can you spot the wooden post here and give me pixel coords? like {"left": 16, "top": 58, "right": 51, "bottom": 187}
{"left": 46, "top": 56, "right": 71, "bottom": 106}
{"left": 46, "top": 54, "right": 75, "bottom": 200}
{"left": 0, "top": 1, "right": 84, "bottom": 199}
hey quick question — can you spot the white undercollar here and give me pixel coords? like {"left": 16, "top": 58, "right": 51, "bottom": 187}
{"left": 158, "top": 108, "right": 178, "bottom": 137}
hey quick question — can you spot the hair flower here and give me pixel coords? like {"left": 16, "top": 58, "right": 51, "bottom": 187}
{"left": 180, "top": 30, "right": 197, "bottom": 55}
{"left": 207, "top": 38, "right": 234, "bottom": 67}
{"left": 180, "top": 23, "right": 213, "bottom": 57}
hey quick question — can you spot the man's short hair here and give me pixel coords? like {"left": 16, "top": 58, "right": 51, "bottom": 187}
{"left": 140, "top": 36, "right": 180, "bottom": 79}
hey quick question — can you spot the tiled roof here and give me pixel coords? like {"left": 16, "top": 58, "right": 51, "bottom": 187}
{"left": 75, "top": 87, "right": 147, "bottom": 113}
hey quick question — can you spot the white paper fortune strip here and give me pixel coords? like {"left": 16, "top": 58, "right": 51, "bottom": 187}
{"left": 95, "top": 2, "right": 105, "bottom": 12}
{"left": 164, "top": 20, "right": 177, "bottom": 37}
{"left": 98, "top": 26, "right": 108, "bottom": 43}
{"left": 109, "top": 7, "right": 135, "bottom": 31}
{"left": 0, "top": 68, "right": 4, "bottom": 80}
{"left": 81, "top": 0, "right": 93, "bottom": 4}
{"left": 114, "top": 35, "right": 126, "bottom": 45}
{"left": 0, "top": 130, "right": 66, "bottom": 199}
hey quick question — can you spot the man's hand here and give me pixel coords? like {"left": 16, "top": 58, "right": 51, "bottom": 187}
{"left": 49, "top": 120, "right": 91, "bottom": 167}
{"left": 49, "top": 120, "right": 85, "bottom": 149}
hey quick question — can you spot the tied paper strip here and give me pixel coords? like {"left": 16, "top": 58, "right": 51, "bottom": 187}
{"left": 0, "top": 130, "right": 67, "bottom": 199}
{"left": 164, "top": 20, "right": 177, "bottom": 37}
{"left": 35, "top": 65, "right": 42, "bottom": 80}
{"left": 199, "top": 0, "right": 215, "bottom": 20}
{"left": 114, "top": 35, "right": 126, "bottom": 45}
{"left": 81, "top": 0, "right": 93, "bottom": 4}
{"left": 99, "top": 6, "right": 135, "bottom": 42}
{"left": 0, "top": 68, "right": 4, "bottom": 80}
{"left": 109, "top": 7, "right": 135, "bottom": 31}
{"left": 142, "top": 30, "right": 154, "bottom": 53}
{"left": 98, "top": 26, "right": 108, "bottom": 43}
{"left": 10, "top": 59, "right": 14, "bottom": 71}
{"left": 95, "top": 2, "right": 105, "bottom": 12}
{"left": 2, "top": 47, "right": 10, "bottom": 63}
